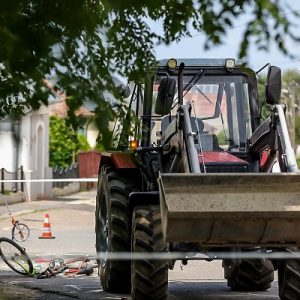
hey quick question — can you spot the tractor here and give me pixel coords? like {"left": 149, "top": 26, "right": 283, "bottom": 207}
{"left": 95, "top": 58, "right": 300, "bottom": 300}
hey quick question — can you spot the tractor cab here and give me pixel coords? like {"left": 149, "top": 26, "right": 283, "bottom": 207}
{"left": 130, "top": 58, "right": 261, "bottom": 174}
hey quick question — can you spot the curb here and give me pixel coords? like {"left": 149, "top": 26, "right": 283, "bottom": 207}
{"left": 0, "top": 209, "right": 35, "bottom": 220}
{"left": 0, "top": 193, "right": 25, "bottom": 206}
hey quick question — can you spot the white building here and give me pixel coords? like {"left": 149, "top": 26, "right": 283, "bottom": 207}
{"left": 0, "top": 105, "right": 52, "bottom": 201}
{"left": 49, "top": 98, "right": 99, "bottom": 148}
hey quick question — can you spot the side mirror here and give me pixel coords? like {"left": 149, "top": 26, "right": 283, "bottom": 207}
{"left": 266, "top": 66, "right": 281, "bottom": 105}
{"left": 118, "top": 85, "right": 131, "bottom": 98}
{"left": 155, "top": 78, "right": 176, "bottom": 115}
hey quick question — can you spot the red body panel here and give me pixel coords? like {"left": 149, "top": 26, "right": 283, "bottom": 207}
{"left": 111, "top": 153, "right": 137, "bottom": 168}
{"left": 198, "top": 151, "right": 246, "bottom": 164}
{"left": 260, "top": 150, "right": 269, "bottom": 167}
{"left": 99, "top": 152, "right": 137, "bottom": 169}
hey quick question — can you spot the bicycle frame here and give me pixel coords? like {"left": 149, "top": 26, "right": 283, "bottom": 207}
{"left": 36, "top": 256, "right": 95, "bottom": 278}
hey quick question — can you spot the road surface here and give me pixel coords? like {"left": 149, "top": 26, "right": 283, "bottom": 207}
{"left": 0, "top": 190, "right": 280, "bottom": 299}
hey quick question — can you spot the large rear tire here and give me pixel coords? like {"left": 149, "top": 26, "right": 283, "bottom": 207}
{"left": 95, "top": 165, "right": 136, "bottom": 293}
{"left": 131, "top": 205, "right": 168, "bottom": 300}
{"left": 278, "top": 259, "right": 300, "bottom": 300}
{"left": 223, "top": 259, "right": 274, "bottom": 291}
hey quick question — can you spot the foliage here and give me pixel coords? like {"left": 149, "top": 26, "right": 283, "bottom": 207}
{"left": 1, "top": 1, "right": 300, "bottom": 148}
{"left": 217, "top": 130, "right": 227, "bottom": 145}
{"left": 281, "top": 69, "right": 300, "bottom": 147}
{"left": 257, "top": 74, "right": 272, "bottom": 119}
{"left": 49, "top": 116, "right": 90, "bottom": 168}
{"left": 283, "top": 69, "right": 300, "bottom": 87}
{"left": 257, "top": 68, "right": 300, "bottom": 147}
{"left": 257, "top": 74, "right": 266, "bottom": 104}
{"left": 257, "top": 68, "right": 300, "bottom": 120}
{"left": 295, "top": 116, "right": 300, "bottom": 145}
{"left": 78, "top": 134, "right": 91, "bottom": 152}
{"left": 282, "top": 69, "right": 300, "bottom": 112}
{"left": 297, "top": 156, "right": 300, "bottom": 169}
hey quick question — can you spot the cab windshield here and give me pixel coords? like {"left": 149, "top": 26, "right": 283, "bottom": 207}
{"left": 152, "top": 73, "right": 252, "bottom": 152}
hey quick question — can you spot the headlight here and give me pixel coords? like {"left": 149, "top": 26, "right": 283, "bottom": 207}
{"left": 225, "top": 58, "right": 235, "bottom": 69}
{"left": 167, "top": 58, "right": 177, "bottom": 70}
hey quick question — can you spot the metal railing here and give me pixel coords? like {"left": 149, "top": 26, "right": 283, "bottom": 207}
{"left": 0, "top": 166, "right": 24, "bottom": 194}
{"left": 53, "top": 163, "right": 78, "bottom": 188}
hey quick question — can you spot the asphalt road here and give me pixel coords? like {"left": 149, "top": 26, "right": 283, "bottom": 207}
{"left": 0, "top": 190, "right": 280, "bottom": 299}
{"left": 0, "top": 263, "right": 280, "bottom": 300}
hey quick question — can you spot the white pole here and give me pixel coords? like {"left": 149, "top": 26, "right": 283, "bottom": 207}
{"left": 276, "top": 104, "right": 298, "bottom": 172}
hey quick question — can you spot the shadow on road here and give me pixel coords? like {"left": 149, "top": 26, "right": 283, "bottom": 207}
{"left": 168, "top": 281, "right": 279, "bottom": 299}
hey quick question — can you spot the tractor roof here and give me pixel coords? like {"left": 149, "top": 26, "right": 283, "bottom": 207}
{"left": 157, "top": 58, "right": 241, "bottom": 68}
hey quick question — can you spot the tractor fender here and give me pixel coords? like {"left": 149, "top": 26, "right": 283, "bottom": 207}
{"left": 98, "top": 152, "right": 143, "bottom": 199}
{"left": 99, "top": 152, "right": 137, "bottom": 171}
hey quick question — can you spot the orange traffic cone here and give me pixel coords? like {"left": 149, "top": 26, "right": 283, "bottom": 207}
{"left": 39, "top": 214, "right": 55, "bottom": 239}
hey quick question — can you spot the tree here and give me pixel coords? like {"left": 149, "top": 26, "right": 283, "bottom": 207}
{"left": 49, "top": 116, "right": 90, "bottom": 168}
{"left": 257, "top": 69, "right": 300, "bottom": 146}
{"left": 281, "top": 69, "right": 300, "bottom": 147}
{"left": 1, "top": 1, "right": 299, "bottom": 148}
{"left": 282, "top": 69, "right": 300, "bottom": 101}
{"left": 256, "top": 73, "right": 276, "bottom": 120}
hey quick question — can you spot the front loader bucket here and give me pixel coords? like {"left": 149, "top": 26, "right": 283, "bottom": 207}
{"left": 159, "top": 173, "right": 300, "bottom": 247}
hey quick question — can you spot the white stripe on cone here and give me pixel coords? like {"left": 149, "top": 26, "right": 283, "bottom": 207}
{"left": 39, "top": 214, "right": 55, "bottom": 239}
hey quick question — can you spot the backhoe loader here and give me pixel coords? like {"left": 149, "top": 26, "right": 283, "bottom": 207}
{"left": 95, "top": 58, "right": 300, "bottom": 300}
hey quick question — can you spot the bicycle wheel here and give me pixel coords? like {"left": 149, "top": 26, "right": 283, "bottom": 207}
{"left": 0, "top": 237, "right": 33, "bottom": 275}
{"left": 12, "top": 223, "right": 30, "bottom": 242}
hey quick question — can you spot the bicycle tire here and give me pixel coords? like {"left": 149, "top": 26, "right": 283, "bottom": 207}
{"left": 0, "top": 237, "right": 33, "bottom": 275}
{"left": 12, "top": 223, "right": 30, "bottom": 242}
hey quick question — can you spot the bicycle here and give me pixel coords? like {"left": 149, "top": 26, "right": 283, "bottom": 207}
{"left": 36, "top": 256, "right": 95, "bottom": 279}
{"left": 1, "top": 193, "right": 30, "bottom": 242}
{"left": 0, "top": 239, "right": 95, "bottom": 278}
{"left": 11, "top": 215, "right": 30, "bottom": 242}
{"left": 0, "top": 237, "right": 33, "bottom": 275}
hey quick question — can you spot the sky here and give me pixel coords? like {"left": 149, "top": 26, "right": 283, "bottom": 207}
{"left": 153, "top": 1, "right": 300, "bottom": 73}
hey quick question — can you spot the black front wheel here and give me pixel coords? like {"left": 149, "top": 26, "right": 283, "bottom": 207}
{"left": 0, "top": 237, "right": 33, "bottom": 275}
{"left": 223, "top": 259, "right": 274, "bottom": 291}
{"left": 278, "top": 256, "right": 300, "bottom": 300}
{"left": 95, "top": 165, "right": 136, "bottom": 293}
{"left": 131, "top": 205, "right": 168, "bottom": 300}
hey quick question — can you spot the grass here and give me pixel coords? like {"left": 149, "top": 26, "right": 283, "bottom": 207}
{"left": 297, "top": 157, "right": 300, "bottom": 169}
